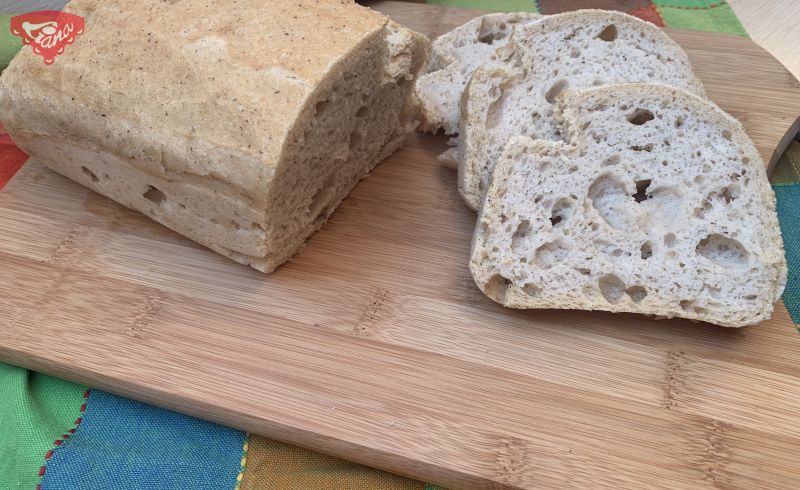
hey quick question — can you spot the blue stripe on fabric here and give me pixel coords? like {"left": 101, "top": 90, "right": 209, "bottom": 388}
{"left": 774, "top": 183, "right": 800, "bottom": 326}
{"left": 40, "top": 390, "right": 245, "bottom": 489}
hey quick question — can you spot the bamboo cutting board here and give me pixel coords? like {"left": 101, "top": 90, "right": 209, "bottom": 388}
{"left": 3, "top": 2, "right": 800, "bottom": 488}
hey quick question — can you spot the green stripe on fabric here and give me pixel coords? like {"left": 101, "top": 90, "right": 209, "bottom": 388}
{"left": 0, "top": 364, "right": 88, "bottom": 488}
{"left": 0, "top": 15, "right": 23, "bottom": 72}
{"left": 426, "top": 0, "right": 538, "bottom": 13}
{"left": 654, "top": 1, "right": 748, "bottom": 36}
{"left": 774, "top": 182, "right": 800, "bottom": 325}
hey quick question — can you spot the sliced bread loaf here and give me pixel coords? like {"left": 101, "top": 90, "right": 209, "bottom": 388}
{"left": 458, "top": 9, "right": 706, "bottom": 210}
{"left": 415, "top": 12, "right": 541, "bottom": 135}
{"left": 470, "top": 83, "right": 787, "bottom": 327}
{"left": 0, "top": 0, "right": 430, "bottom": 272}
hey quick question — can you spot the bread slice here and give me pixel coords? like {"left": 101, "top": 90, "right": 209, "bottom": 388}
{"left": 0, "top": 0, "right": 430, "bottom": 272}
{"left": 470, "top": 83, "right": 787, "bottom": 327}
{"left": 415, "top": 12, "right": 541, "bottom": 135}
{"left": 458, "top": 9, "right": 706, "bottom": 210}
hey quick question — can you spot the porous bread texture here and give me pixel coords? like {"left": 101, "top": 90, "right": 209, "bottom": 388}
{"left": 415, "top": 12, "right": 541, "bottom": 135}
{"left": 0, "top": 0, "right": 430, "bottom": 272}
{"left": 470, "top": 83, "right": 787, "bottom": 327}
{"left": 458, "top": 9, "right": 706, "bottom": 210}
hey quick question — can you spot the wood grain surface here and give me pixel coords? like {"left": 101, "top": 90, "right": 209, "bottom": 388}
{"left": 2, "top": 2, "right": 800, "bottom": 488}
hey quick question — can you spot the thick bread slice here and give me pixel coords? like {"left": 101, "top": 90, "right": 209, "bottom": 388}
{"left": 458, "top": 9, "right": 706, "bottom": 210}
{"left": 470, "top": 83, "right": 787, "bottom": 327}
{"left": 0, "top": 0, "right": 430, "bottom": 272}
{"left": 415, "top": 12, "right": 541, "bottom": 135}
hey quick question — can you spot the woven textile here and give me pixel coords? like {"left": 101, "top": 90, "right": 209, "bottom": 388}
{"left": 39, "top": 390, "right": 245, "bottom": 489}
{"left": 0, "top": 2, "right": 798, "bottom": 488}
{"left": 0, "top": 364, "right": 87, "bottom": 488}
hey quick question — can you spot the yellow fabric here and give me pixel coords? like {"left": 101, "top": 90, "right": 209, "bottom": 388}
{"left": 240, "top": 436, "right": 425, "bottom": 490}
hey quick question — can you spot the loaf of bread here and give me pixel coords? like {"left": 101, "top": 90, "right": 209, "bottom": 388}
{"left": 457, "top": 10, "right": 705, "bottom": 210}
{"left": 0, "top": 0, "right": 430, "bottom": 272}
{"left": 470, "top": 83, "right": 787, "bottom": 327}
{"left": 415, "top": 12, "right": 541, "bottom": 135}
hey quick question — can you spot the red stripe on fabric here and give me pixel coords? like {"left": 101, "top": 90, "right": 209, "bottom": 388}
{"left": 36, "top": 389, "right": 92, "bottom": 487}
{"left": 0, "top": 122, "right": 29, "bottom": 189}
{"left": 629, "top": 5, "right": 666, "bottom": 26}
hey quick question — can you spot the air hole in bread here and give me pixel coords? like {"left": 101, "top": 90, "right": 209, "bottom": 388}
{"left": 722, "top": 185, "right": 738, "bottom": 202}
{"left": 597, "top": 24, "right": 618, "bottom": 42}
{"left": 356, "top": 106, "right": 370, "bottom": 118}
{"left": 743, "top": 294, "right": 757, "bottom": 301}
{"left": 675, "top": 115, "right": 685, "bottom": 128}
{"left": 485, "top": 274, "right": 511, "bottom": 303}
{"left": 314, "top": 99, "right": 331, "bottom": 116}
{"left": 570, "top": 47, "right": 581, "bottom": 58}
{"left": 695, "top": 185, "right": 739, "bottom": 218}
{"left": 627, "top": 109, "right": 654, "bottom": 126}
{"left": 679, "top": 299, "right": 707, "bottom": 315}
{"left": 588, "top": 174, "right": 632, "bottom": 230}
{"left": 143, "top": 185, "right": 166, "bottom": 204}
{"left": 598, "top": 274, "right": 626, "bottom": 304}
{"left": 309, "top": 174, "right": 337, "bottom": 218}
{"left": 632, "top": 179, "right": 651, "bottom": 203}
{"left": 544, "top": 79, "right": 568, "bottom": 104}
{"left": 701, "top": 283, "right": 722, "bottom": 298}
{"left": 81, "top": 166, "right": 99, "bottom": 183}
{"left": 625, "top": 286, "right": 647, "bottom": 304}
{"left": 250, "top": 222, "right": 265, "bottom": 231}
{"left": 534, "top": 239, "right": 571, "bottom": 269}
{"left": 696, "top": 234, "right": 749, "bottom": 268}
{"left": 664, "top": 233, "right": 677, "bottom": 248}
{"left": 576, "top": 268, "right": 591, "bottom": 275}
{"left": 721, "top": 129, "right": 732, "bottom": 140}
{"left": 511, "top": 219, "right": 531, "bottom": 250}
{"left": 486, "top": 84, "right": 513, "bottom": 129}
{"left": 550, "top": 198, "right": 573, "bottom": 227}
{"left": 602, "top": 155, "right": 621, "bottom": 166}
{"left": 640, "top": 241, "right": 653, "bottom": 259}
{"left": 349, "top": 131, "right": 362, "bottom": 151}
{"left": 630, "top": 143, "right": 654, "bottom": 152}
{"left": 522, "top": 283, "right": 541, "bottom": 296}
{"left": 313, "top": 205, "right": 333, "bottom": 227}
{"left": 478, "top": 18, "right": 509, "bottom": 44}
